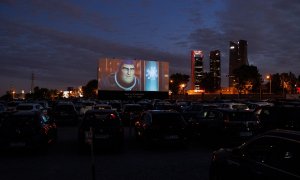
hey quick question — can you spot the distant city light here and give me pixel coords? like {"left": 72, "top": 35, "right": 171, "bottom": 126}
{"left": 230, "top": 46, "right": 235, "bottom": 49}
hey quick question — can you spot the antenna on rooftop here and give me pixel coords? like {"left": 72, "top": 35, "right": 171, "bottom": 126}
{"left": 31, "top": 72, "right": 35, "bottom": 94}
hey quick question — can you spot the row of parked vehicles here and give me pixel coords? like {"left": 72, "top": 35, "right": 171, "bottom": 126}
{"left": 1, "top": 98, "right": 300, "bottom": 179}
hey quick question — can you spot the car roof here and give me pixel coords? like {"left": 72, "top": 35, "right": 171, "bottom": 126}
{"left": 12, "top": 110, "right": 41, "bottom": 116}
{"left": 17, "top": 103, "right": 40, "bottom": 106}
{"left": 85, "top": 109, "right": 117, "bottom": 114}
{"left": 213, "top": 108, "right": 251, "bottom": 113}
{"left": 144, "top": 110, "right": 179, "bottom": 114}
{"left": 262, "top": 129, "right": 300, "bottom": 141}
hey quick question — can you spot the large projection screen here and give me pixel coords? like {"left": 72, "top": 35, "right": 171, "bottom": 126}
{"left": 98, "top": 58, "right": 169, "bottom": 92}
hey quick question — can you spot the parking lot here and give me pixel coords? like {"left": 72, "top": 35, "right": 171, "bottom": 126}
{"left": 0, "top": 126, "right": 214, "bottom": 180}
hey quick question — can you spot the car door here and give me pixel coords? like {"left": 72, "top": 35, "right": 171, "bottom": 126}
{"left": 236, "top": 136, "right": 300, "bottom": 180}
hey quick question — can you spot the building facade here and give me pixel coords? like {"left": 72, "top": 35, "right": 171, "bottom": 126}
{"left": 228, "top": 40, "right": 249, "bottom": 87}
{"left": 210, "top": 50, "right": 221, "bottom": 91}
{"left": 191, "top": 50, "right": 204, "bottom": 90}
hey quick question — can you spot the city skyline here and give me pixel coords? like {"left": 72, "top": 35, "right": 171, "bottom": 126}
{"left": 1, "top": 0, "right": 300, "bottom": 95}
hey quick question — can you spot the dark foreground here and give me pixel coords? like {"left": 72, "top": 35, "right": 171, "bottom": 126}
{"left": 0, "top": 126, "right": 214, "bottom": 180}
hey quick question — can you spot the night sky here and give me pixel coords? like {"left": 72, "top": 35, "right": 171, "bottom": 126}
{"left": 1, "top": 0, "right": 300, "bottom": 95}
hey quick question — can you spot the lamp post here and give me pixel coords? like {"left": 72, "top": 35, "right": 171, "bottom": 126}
{"left": 180, "top": 83, "right": 186, "bottom": 95}
{"left": 12, "top": 90, "right": 15, "bottom": 99}
{"left": 266, "top": 75, "right": 272, "bottom": 94}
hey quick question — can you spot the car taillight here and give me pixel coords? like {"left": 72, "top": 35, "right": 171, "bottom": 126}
{"left": 40, "top": 127, "right": 48, "bottom": 135}
{"left": 224, "top": 119, "right": 230, "bottom": 123}
{"left": 212, "top": 152, "right": 218, "bottom": 161}
{"left": 142, "top": 123, "right": 150, "bottom": 129}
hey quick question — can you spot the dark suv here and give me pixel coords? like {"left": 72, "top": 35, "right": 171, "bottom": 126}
{"left": 135, "top": 110, "right": 189, "bottom": 147}
{"left": 78, "top": 109, "right": 124, "bottom": 152}
{"left": 255, "top": 106, "right": 300, "bottom": 131}
{"left": 187, "top": 109, "right": 261, "bottom": 146}
{"left": 209, "top": 129, "right": 300, "bottom": 180}
{"left": 52, "top": 102, "right": 78, "bottom": 126}
{"left": 0, "top": 111, "right": 57, "bottom": 151}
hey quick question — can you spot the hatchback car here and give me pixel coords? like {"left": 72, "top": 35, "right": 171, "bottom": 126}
{"left": 52, "top": 102, "right": 78, "bottom": 126}
{"left": 78, "top": 109, "right": 124, "bottom": 152}
{"left": 121, "top": 104, "right": 143, "bottom": 126}
{"left": 187, "top": 109, "right": 224, "bottom": 139}
{"left": 255, "top": 106, "right": 300, "bottom": 131}
{"left": 0, "top": 111, "right": 57, "bottom": 151}
{"left": 221, "top": 109, "right": 261, "bottom": 143}
{"left": 135, "top": 110, "right": 189, "bottom": 147}
{"left": 188, "top": 108, "right": 261, "bottom": 146}
{"left": 209, "top": 129, "right": 300, "bottom": 180}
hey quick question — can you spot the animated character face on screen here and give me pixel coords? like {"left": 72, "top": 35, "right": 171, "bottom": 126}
{"left": 119, "top": 62, "right": 135, "bottom": 84}
{"left": 108, "top": 60, "right": 139, "bottom": 91}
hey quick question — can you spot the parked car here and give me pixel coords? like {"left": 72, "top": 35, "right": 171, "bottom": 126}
{"left": 246, "top": 101, "right": 274, "bottom": 111}
{"left": 80, "top": 101, "right": 96, "bottom": 115}
{"left": 188, "top": 108, "right": 261, "bottom": 146}
{"left": 219, "top": 109, "right": 261, "bottom": 145}
{"left": 6, "top": 101, "right": 22, "bottom": 112}
{"left": 0, "top": 103, "right": 6, "bottom": 113}
{"left": 78, "top": 109, "right": 124, "bottom": 152}
{"left": 181, "top": 102, "right": 218, "bottom": 121}
{"left": 135, "top": 110, "right": 189, "bottom": 147}
{"left": 209, "top": 129, "right": 300, "bottom": 180}
{"left": 0, "top": 111, "right": 57, "bottom": 151}
{"left": 187, "top": 109, "right": 224, "bottom": 140}
{"left": 109, "top": 100, "right": 122, "bottom": 113}
{"left": 121, "top": 104, "right": 143, "bottom": 126}
{"left": 16, "top": 103, "right": 43, "bottom": 112}
{"left": 93, "top": 104, "right": 112, "bottom": 110}
{"left": 52, "top": 102, "right": 78, "bottom": 126}
{"left": 255, "top": 106, "right": 300, "bottom": 131}
{"left": 219, "top": 102, "right": 250, "bottom": 111}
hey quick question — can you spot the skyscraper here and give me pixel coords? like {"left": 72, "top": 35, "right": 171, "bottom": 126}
{"left": 210, "top": 50, "right": 221, "bottom": 90}
{"left": 191, "top": 50, "right": 204, "bottom": 90}
{"left": 229, "top": 40, "right": 249, "bottom": 87}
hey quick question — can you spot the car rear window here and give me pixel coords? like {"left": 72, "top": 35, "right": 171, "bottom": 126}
{"left": 16, "top": 105, "right": 34, "bottom": 111}
{"left": 5, "top": 114, "right": 40, "bottom": 128}
{"left": 226, "top": 112, "right": 257, "bottom": 121}
{"left": 232, "top": 104, "right": 249, "bottom": 110}
{"left": 56, "top": 105, "right": 75, "bottom": 112}
{"left": 151, "top": 113, "right": 186, "bottom": 126}
{"left": 124, "top": 106, "right": 143, "bottom": 112}
{"left": 83, "top": 112, "right": 120, "bottom": 127}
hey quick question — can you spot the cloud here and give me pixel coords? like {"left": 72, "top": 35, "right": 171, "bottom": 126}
{"left": 0, "top": 18, "right": 189, "bottom": 94}
{"left": 185, "top": 0, "right": 300, "bottom": 83}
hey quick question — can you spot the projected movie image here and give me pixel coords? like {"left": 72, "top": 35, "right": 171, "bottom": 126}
{"left": 98, "top": 58, "right": 169, "bottom": 92}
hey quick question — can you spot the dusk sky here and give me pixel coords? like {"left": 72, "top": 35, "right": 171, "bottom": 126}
{"left": 1, "top": 0, "right": 300, "bottom": 95}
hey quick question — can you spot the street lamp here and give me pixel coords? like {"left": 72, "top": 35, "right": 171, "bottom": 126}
{"left": 180, "top": 83, "right": 186, "bottom": 95}
{"left": 266, "top": 75, "right": 272, "bottom": 94}
{"left": 12, "top": 90, "right": 16, "bottom": 99}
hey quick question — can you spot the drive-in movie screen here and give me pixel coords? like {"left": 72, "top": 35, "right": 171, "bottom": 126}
{"left": 98, "top": 58, "right": 169, "bottom": 92}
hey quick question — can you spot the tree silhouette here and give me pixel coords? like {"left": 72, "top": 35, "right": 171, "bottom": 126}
{"left": 169, "top": 73, "right": 190, "bottom": 95}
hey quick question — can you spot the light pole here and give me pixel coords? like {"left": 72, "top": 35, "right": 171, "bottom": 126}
{"left": 266, "top": 75, "right": 272, "bottom": 94}
{"left": 180, "top": 83, "right": 186, "bottom": 95}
